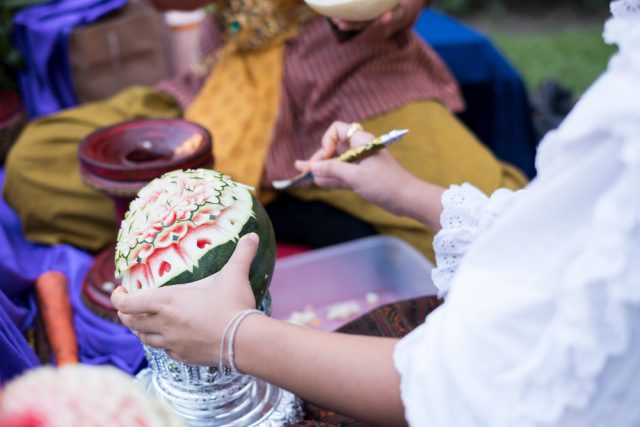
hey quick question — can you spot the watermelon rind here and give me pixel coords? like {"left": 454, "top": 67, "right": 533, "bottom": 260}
{"left": 114, "top": 169, "right": 276, "bottom": 306}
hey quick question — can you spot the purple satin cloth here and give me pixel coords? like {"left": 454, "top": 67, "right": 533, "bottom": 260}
{"left": 0, "top": 292, "right": 38, "bottom": 383}
{"left": 0, "top": 168, "right": 144, "bottom": 384}
{"left": 12, "top": 0, "right": 126, "bottom": 118}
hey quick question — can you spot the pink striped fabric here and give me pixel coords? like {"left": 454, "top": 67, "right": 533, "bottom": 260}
{"left": 264, "top": 14, "right": 463, "bottom": 183}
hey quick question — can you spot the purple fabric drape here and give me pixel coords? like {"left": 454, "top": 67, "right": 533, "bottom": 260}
{"left": 12, "top": 0, "right": 127, "bottom": 118}
{"left": 0, "top": 168, "right": 144, "bottom": 384}
{"left": 0, "top": 292, "right": 39, "bottom": 384}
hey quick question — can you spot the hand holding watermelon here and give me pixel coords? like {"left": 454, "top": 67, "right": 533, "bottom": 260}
{"left": 111, "top": 168, "right": 276, "bottom": 366}
{"left": 110, "top": 165, "right": 412, "bottom": 426}
{"left": 112, "top": 233, "right": 260, "bottom": 367}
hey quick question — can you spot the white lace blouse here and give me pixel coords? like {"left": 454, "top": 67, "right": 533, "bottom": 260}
{"left": 393, "top": 2, "right": 640, "bottom": 426}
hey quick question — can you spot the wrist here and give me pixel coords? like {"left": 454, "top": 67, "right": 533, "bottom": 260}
{"left": 219, "top": 309, "right": 264, "bottom": 369}
{"left": 396, "top": 175, "right": 444, "bottom": 231}
{"left": 382, "top": 170, "right": 422, "bottom": 216}
{"left": 226, "top": 313, "right": 274, "bottom": 373}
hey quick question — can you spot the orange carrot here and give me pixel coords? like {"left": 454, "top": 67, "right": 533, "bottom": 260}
{"left": 35, "top": 271, "right": 79, "bottom": 366}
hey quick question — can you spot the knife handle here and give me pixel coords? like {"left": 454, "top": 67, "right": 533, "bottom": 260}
{"left": 338, "top": 138, "right": 384, "bottom": 163}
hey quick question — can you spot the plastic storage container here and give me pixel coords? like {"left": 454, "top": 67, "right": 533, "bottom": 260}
{"left": 270, "top": 236, "right": 437, "bottom": 330}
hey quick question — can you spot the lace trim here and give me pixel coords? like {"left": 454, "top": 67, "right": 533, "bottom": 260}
{"left": 432, "top": 184, "right": 487, "bottom": 296}
{"left": 611, "top": 0, "right": 640, "bottom": 17}
{"left": 432, "top": 184, "right": 515, "bottom": 297}
{"left": 502, "top": 120, "right": 640, "bottom": 425}
{"left": 605, "top": 1, "right": 640, "bottom": 70}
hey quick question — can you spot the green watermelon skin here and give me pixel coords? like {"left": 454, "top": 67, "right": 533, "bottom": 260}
{"left": 115, "top": 169, "right": 277, "bottom": 307}
{"left": 162, "top": 196, "right": 276, "bottom": 306}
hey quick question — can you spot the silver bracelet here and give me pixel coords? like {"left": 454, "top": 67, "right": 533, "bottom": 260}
{"left": 218, "top": 310, "right": 254, "bottom": 373}
{"left": 227, "top": 309, "right": 264, "bottom": 373}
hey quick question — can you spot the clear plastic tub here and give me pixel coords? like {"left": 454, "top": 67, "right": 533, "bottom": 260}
{"left": 269, "top": 236, "right": 437, "bottom": 330}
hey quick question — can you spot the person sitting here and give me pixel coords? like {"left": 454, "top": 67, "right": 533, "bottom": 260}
{"left": 3, "top": 0, "right": 526, "bottom": 261}
{"left": 112, "top": 2, "right": 640, "bottom": 425}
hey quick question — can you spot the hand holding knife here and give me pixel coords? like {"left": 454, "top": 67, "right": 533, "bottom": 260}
{"left": 272, "top": 129, "right": 409, "bottom": 190}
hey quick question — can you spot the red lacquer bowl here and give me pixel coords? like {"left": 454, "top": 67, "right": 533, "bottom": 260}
{"left": 78, "top": 118, "right": 214, "bottom": 198}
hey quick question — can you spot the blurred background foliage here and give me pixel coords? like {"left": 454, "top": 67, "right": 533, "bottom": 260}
{"left": 434, "top": 0, "right": 615, "bottom": 99}
{"left": 435, "top": 0, "right": 607, "bottom": 16}
{"left": 2, "top": 0, "right": 616, "bottom": 98}
{"left": 1, "top": 0, "right": 48, "bottom": 91}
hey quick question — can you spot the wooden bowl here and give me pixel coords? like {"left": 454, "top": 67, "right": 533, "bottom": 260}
{"left": 304, "top": 0, "right": 399, "bottom": 22}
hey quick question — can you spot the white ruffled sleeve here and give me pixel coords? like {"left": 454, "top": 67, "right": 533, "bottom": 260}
{"left": 431, "top": 183, "right": 518, "bottom": 297}
{"left": 394, "top": 3, "right": 640, "bottom": 426}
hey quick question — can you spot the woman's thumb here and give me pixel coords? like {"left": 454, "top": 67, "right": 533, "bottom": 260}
{"left": 224, "top": 233, "right": 260, "bottom": 277}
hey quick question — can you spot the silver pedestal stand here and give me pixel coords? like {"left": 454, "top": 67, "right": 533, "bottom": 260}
{"left": 135, "top": 295, "right": 304, "bottom": 426}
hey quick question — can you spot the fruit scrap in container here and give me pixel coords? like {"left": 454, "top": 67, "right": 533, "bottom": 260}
{"left": 287, "top": 305, "right": 321, "bottom": 327}
{"left": 326, "top": 300, "right": 361, "bottom": 321}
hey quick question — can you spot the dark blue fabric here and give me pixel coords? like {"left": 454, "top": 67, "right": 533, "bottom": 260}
{"left": 12, "top": 0, "right": 126, "bottom": 118}
{"left": 416, "top": 10, "right": 539, "bottom": 178}
{"left": 0, "top": 169, "right": 145, "bottom": 383}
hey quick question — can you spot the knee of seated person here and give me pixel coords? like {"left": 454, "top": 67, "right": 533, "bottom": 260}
{"left": 3, "top": 137, "right": 116, "bottom": 251}
{"left": 3, "top": 139, "right": 30, "bottom": 200}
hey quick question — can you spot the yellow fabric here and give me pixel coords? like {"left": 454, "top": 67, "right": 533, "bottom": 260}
{"left": 185, "top": 45, "right": 285, "bottom": 190}
{"left": 3, "top": 86, "right": 181, "bottom": 251}
{"left": 288, "top": 100, "right": 528, "bottom": 262}
{"left": 3, "top": 87, "right": 527, "bottom": 259}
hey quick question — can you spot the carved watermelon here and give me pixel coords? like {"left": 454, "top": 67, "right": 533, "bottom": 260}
{"left": 0, "top": 365, "right": 185, "bottom": 427}
{"left": 114, "top": 169, "right": 276, "bottom": 305}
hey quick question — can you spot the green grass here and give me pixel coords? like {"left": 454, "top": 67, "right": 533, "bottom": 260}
{"left": 487, "top": 26, "right": 616, "bottom": 98}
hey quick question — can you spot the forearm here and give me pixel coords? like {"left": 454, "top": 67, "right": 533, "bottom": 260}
{"left": 393, "top": 175, "right": 445, "bottom": 232}
{"left": 234, "top": 315, "right": 407, "bottom": 427}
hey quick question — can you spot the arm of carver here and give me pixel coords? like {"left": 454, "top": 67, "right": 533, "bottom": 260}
{"left": 113, "top": 234, "right": 408, "bottom": 427}
{"left": 296, "top": 122, "right": 521, "bottom": 297}
{"left": 295, "top": 121, "right": 447, "bottom": 233}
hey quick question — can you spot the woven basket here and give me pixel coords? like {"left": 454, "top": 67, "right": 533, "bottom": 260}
{"left": 0, "top": 91, "right": 27, "bottom": 165}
